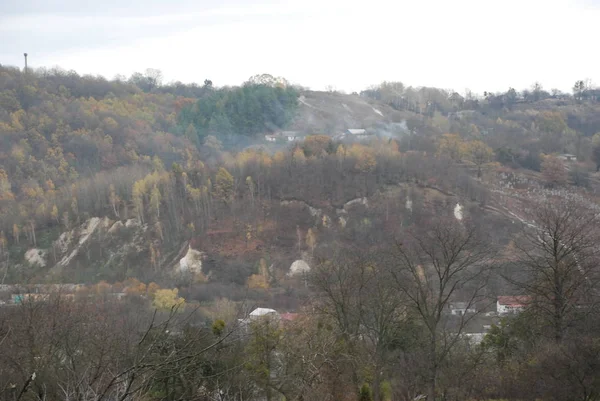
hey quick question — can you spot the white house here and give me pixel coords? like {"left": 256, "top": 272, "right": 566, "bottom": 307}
{"left": 238, "top": 308, "right": 280, "bottom": 331}
{"left": 558, "top": 153, "right": 577, "bottom": 162}
{"left": 345, "top": 128, "right": 372, "bottom": 140}
{"left": 280, "top": 131, "right": 304, "bottom": 142}
{"left": 265, "top": 131, "right": 306, "bottom": 142}
{"left": 249, "top": 308, "right": 279, "bottom": 320}
{"left": 463, "top": 333, "right": 486, "bottom": 345}
{"left": 449, "top": 302, "right": 477, "bottom": 316}
{"left": 497, "top": 296, "right": 530, "bottom": 315}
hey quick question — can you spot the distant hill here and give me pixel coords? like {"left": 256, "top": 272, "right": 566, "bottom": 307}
{"left": 1, "top": 64, "right": 600, "bottom": 288}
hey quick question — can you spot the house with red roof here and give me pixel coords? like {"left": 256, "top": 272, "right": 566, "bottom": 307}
{"left": 280, "top": 312, "right": 299, "bottom": 322}
{"left": 497, "top": 296, "right": 531, "bottom": 315}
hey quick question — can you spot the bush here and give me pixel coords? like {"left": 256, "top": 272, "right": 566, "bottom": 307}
{"left": 359, "top": 383, "right": 373, "bottom": 401}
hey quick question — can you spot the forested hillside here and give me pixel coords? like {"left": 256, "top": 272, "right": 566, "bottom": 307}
{"left": 1, "top": 65, "right": 600, "bottom": 401}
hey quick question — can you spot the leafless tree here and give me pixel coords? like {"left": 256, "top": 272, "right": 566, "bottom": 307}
{"left": 507, "top": 197, "right": 600, "bottom": 343}
{"left": 389, "top": 218, "right": 493, "bottom": 401}
{"left": 0, "top": 293, "right": 242, "bottom": 401}
{"left": 310, "top": 249, "right": 414, "bottom": 401}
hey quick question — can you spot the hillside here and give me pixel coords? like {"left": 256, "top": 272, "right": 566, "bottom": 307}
{"left": 1, "top": 65, "right": 600, "bottom": 291}
{"left": 3, "top": 65, "right": 600, "bottom": 401}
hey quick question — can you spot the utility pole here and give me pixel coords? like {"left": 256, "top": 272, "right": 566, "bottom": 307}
{"left": 23, "top": 53, "right": 28, "bottom": 74}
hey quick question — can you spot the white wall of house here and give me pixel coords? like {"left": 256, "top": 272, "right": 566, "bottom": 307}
{"left": 497, "top": 301, "right": 524, "bottom": 315}
{"left": 451, "top": 308, "right": 476, "bottom": 316}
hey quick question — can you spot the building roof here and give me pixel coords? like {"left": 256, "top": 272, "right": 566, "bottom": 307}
{"left": 280, "top": 313, "right": 299, "bottom": 321}
{"left": 347, "top": 129, "right": 367, "bottom": 135}
{"left": 249, "top": 307, "right": 278, "bottom": 317}
{"left": 450, "top": 302, "right": 470, "bottom": 310}
{"left": 497, "top": 296, "right": 530, "bottom": 306}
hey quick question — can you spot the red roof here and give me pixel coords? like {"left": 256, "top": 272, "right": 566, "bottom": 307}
{"left": 497, "top": 296, "right": 530, "bottom": 306}
{"left": 280, "top": 313, "right": 299, "bottom": 321}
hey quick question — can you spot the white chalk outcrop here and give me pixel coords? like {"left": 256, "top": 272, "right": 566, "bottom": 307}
{"left": 288, "top": 260, "right": 310, "bottom": 276}
{"left": 178, "top": 246, "right": 204, "bottom": 274}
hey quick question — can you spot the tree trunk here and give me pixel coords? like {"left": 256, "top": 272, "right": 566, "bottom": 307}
{"left": 428, "top": 333, "right": 437, "bottom": 401}
{"left": 373, "top": 368, "right": 381, "bottom": 401}
{"left": 427, "top": 368, "right": 437, "bottom": 401}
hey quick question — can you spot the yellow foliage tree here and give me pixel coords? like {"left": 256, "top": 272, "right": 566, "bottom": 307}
{"left": 147, "top": 282, "right": 160, "bottom": 297}
{"left": 292, "top": 147, "right": 306, "bottom": 165}
{"left": 95, "top": 281, "right": 111, "bottom": 295}
{"left": 336, "top": 144, "right": 346, "bottom": 167}
{"left": 213, "top": 167, "right": 234, "bottom": 204}
{"left": 12, "top": 224, "right": 20, "bottom": 244}
{"left": 248, "top": 258, "right": 270, "bottom": 289}
{"left": 464, "top": 140, "right": 494, "bottom": 177}
{"left": 245, "top": 224, "right": 253, "bottom": 248}
{"left": 132, "top": 180, "right": 146, "bottom": 223}
{"left": 258, "top": 258, "right": 269, "bottom": 277}
{"left": 355, "top": 150, "right": 377, "bottom": 174}
{"left": 10, "top": 110, "right": 25, "bottom": 131}
{"left": 246, "top": 176, "right": 255, "bottom": 206}
{"left": 350, "top": 145, "right": 377, "bottom": 195}
{"left": 247, "top": 274, "right": 269, "bottom": 289}
{"left": 152, "top": 156, "right": 165, "bottom": 172}
{"left": 436, "top": 134, "right": 465, "bottom": 161}
{"left": 306, "top": 228, "right": 317, "bottom": 256}
{"left": 0, "top": 169, "right": 14, "bottom": 201}
{"left": 109, "top": 184, "right": 120, "bottom": 218}
{"left": 537, "top": 111, "right": 568, "bottom": 136}
{"left": 51, "top": 204, "right": 59, "bottom": 223}
{"left": 303, "top": 135, "right": 332, "bottom": 157}
{"left": 153, "top": 288, "right": 185, "bottom": 310}
{"left": 125, "top": 279, "right": 147, "bottom": 296}
{"left": 149, "top": 185, "right": 161, "bottom": 221}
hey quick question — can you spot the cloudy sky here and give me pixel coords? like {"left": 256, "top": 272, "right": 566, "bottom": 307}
{"left": 1, "top": 0, "right": 599, "bottom": 94}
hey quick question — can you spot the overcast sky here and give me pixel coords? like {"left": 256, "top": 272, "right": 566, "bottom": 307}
{"left": 1, "top": 0, "right": 599, "bottom": 94}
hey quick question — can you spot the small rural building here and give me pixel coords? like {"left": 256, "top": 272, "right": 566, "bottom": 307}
{"left": 449, "top": 302, "right": 477, "bottom": 316}
{"left": 497, "top": 296, "right": 530, "bottom": 315}
{"left": 281, "top": 131, "right": 304, "bottom": 141}
{"left": 280, "top": 312, "right": 299, "bottom": 322}
{"left": 463, "top": 332, "right": 486, "bottom": 345}
{"left": 266, "top": 131, "right": 306, "bottom": 142}
{"left": 558, "top": 153, "right": 577, "bottom": 162}
{"left": 238, "top": 308, "right": 279, "bottom": 329}
{"left": 249, "top": 307, "right": 279, "bottom": 319}
{"left": 345, "top": 128, "right": 372, "bottom": 140}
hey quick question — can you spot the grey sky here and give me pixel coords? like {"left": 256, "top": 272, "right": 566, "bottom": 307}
{"left": 1, "top": 0, "right": 599, "bottom": 94}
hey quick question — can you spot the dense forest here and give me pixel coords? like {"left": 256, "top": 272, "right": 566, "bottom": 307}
{"left": 1, "top": 64, "right": 600, "bottom": 401}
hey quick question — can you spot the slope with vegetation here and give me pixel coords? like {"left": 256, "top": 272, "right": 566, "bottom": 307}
{"left": 1, "top": 64, "right": 600, "bottom": 401}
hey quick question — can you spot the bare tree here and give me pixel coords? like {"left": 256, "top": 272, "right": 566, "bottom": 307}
{"left": 389, "top": 218, "right": 493, "bottom": 401}
{"left": 507, "top": 197, "right": 600, "bottom": 343}
{"left": 310, "top": 250, "right": 408, "bottom": 401}
{"left": 0, "top": 292, "right": 241, "bottom": 401}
